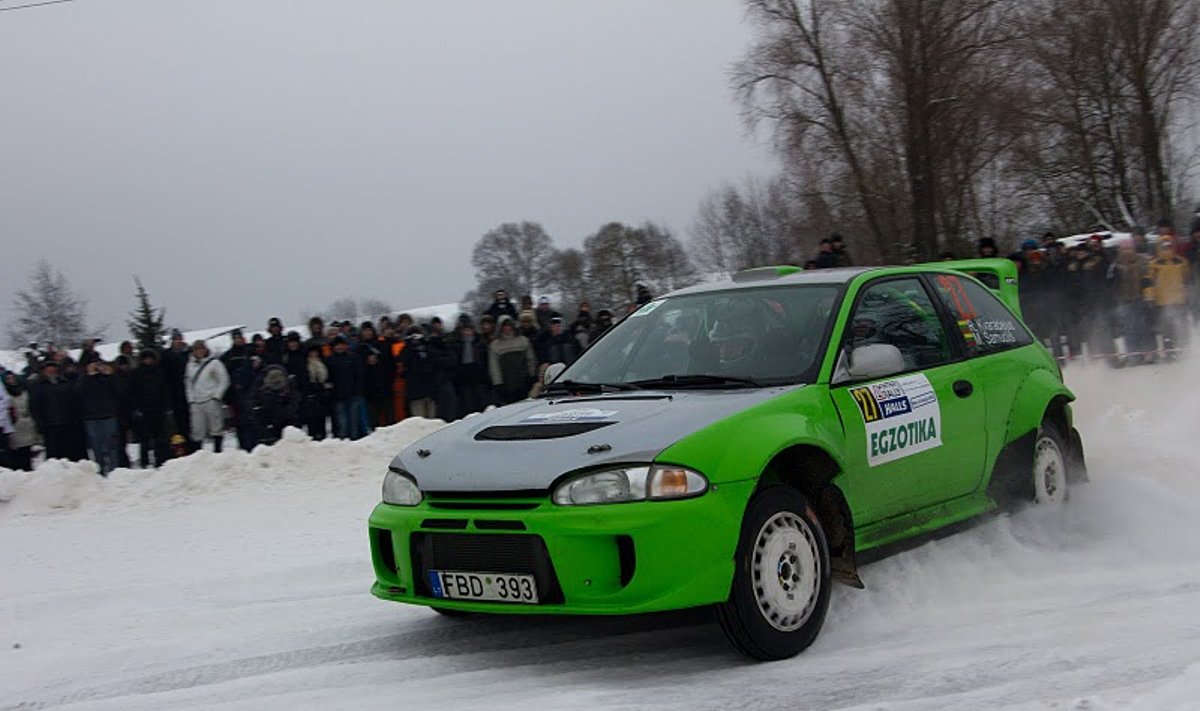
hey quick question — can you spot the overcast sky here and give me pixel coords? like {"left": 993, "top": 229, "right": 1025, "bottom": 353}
{"left": 0, "top": 0, "right": 774, "bottom": 337}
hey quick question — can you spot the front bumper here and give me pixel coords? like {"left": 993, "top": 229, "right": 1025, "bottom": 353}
{"left": 368, "top": 479, "right": 755, "bottom": 615}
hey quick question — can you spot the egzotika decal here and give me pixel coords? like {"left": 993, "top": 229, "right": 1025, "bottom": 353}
{"left": 849, "top": 374, "right": 942, "bottom": 466}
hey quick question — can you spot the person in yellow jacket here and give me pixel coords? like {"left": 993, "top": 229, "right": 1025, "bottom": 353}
{"left": 1147, "top": 238, "right": 1192, "bottom": 352}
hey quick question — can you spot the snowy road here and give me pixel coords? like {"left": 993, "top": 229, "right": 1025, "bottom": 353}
{"left": 3, "top": 363, "right": 1199, "bottom": 710}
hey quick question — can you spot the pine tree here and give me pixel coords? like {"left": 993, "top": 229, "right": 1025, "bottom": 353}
{"left": 6, "top": 259, "right": 93, "bottom": 348}
{"left": 126, "top": 276, "right": 167, "bottom": 350}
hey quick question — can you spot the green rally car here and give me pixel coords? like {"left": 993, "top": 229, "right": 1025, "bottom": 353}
{"left": 368, "top": 259, "right": 1086, "bottom": 660}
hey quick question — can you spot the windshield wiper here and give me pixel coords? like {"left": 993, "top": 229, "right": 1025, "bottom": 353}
{"left": 542, "top": 379, "right": 642, "bottom": 395}
{"left": 631, "top": 373, "right": 762, "bottom": 389}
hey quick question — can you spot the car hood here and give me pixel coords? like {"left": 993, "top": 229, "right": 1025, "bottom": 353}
{"left": 391, "top": 387, "right": 800, "bottom": 492}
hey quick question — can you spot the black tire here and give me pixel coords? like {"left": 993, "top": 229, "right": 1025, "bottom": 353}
{"left": 1032, "top": 420, "right": 1071, "bottom": 505}
{"left": 716, "top": 485, "right": 832, "bottom": 661}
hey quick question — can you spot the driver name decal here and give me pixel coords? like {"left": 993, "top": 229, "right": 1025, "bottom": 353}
{"left": 852, "top": 374, "right": 942, "bottom": 466}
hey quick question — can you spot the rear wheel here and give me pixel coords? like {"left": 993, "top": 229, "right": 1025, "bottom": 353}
{"left": 1033, "top": 422, "right": 1070, "bottom": 505}
{"left": 717, "top": 486, "right": 831, "bottom": 660}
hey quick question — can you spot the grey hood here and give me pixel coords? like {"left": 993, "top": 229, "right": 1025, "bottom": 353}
{"left": 391, "top": 387, "right": 799, "bottom": 492}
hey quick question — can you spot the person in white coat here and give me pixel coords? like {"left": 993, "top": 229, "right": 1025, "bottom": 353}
{"left": 3, "top": 372, "right": 36, "bottom": 470}
{"left": 185, "top": 340, "right": 231, "bottom": 453}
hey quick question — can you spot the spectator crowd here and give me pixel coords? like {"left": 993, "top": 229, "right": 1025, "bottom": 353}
{"left": 985, "top": 217, "right": 1198, "bottom": 363}
{"left": 0, "top": 288, "right": 651, "bottom": 474}
{"left": 3, "top": 207, "right": 1197, "bottom": 476}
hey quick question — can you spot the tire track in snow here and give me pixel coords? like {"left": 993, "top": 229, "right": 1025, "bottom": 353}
{"left": 2, "top": 610, "right": 721, "bottom": 709}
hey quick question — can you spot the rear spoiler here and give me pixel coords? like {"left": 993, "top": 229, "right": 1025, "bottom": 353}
{"left": 924, "top": 258, "right": 1022, "bottom": 317}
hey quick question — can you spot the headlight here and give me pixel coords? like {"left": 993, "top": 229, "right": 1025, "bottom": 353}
{"left": 382, "top": 470, "right": 422, "bottom": 506}
{"left": 552, "top": 465, "right": 707, "bottom": 505}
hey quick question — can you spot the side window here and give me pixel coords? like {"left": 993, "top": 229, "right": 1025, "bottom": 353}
{"left": 847, "top": 278, "right": 953, "bottom": 370}
{"left": 931, "top": 274, "right": 1033, "bottom": 356}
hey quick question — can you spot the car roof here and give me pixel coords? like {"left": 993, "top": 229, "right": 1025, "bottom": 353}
{"left": 666, "top": 267, "right": 879, "bottom": 298}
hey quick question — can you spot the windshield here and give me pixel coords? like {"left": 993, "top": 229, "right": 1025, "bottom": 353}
{"left": 555, "top": 284, "right": 842, "bottom": 387}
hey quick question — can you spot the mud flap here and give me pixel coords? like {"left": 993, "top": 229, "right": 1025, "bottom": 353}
{"left": 1068, "top": 427, "right": 1089, "bottom": 483}
{"left": 832, "top": 560, "right": 865, "bottom": 589}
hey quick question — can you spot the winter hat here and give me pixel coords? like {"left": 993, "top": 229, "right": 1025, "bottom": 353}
{"left": 230, "top": 328, "right": 244, "bottom": 339}
{"left": 286, "top": 331, "right": 301, "bottom": 342}
{"left": 978, "top": 237, "right": 997, "bottom": 249}
{"left": 456, "top": 313, "right": 472, "bottom": 327}
{"left": 332, "top": 334, "right": 348, "bottom": 345}
{"left": 538, "top": 296, "right": 551, "bottom": 306}
{"left": 830, "top": 233, "right": 844, "bottom": 244}
{"left": 268, "top": 317, "right": 283, "bottom": 329}
{"left": 170, "top": 329, "right": 184, "bottom": 342}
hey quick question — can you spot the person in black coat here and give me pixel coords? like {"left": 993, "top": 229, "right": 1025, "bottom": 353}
{"left": 326, "top": 336, "right": 364, "bottom": 439}
{"left": 263, "top": 317, "right": 286, "bottom": 366}
{"left": 252, "top": 364, "right": 296, "bottom": 446}
{"left": 401, "top": 330, "right": 439, "bottom": 418}
{"left": 76, "top": 360, "right": 124, "bottom": 475}
{"left": 484, "top": 290, "right": 519, "bottom": 321}
{"left": 129, "top": 349, "right": 171, "bottom": 468}
{"left": 30, "top": 360, "right": 82, "bottom": 461}
{"left": 222, "top": 330, "right": 259, "bottom": 451}
{"left": 282, "top": 332, "right": 308, "bottom": 381}
{"left": 446, "top": 323, "right": 490, "bottom": 417}
{"left": 357, "top": 322, "right": 396, "bottom": 429}
{"left": 160, "top": 330, "right": 192, "bottom": 448}
{"left": 542, "top": 317, "right": 581, "bottom": 366}
{"left": 297, "top": 344, "right": 330, "bottom": 440}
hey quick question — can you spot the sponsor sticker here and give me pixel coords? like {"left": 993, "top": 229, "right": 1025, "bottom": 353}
{"left": 522, "top": 408, "right": 618, "bottom": 423}
{"left": 850, "top": 374, "right": 942, "bottom": 466}
{"left": 630, "top": 300, "right": 663, "bottom": 317}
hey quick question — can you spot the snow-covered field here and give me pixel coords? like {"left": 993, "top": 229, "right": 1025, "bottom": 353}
{"left": 2, "top": 361, "right": 1199, "bottom": 710}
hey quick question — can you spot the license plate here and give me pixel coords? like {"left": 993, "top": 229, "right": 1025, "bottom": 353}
{"left": 428, "top": 570, "right": 539, "bottom": 604}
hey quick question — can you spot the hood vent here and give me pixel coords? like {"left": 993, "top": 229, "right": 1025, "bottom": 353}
{"left": 475, "top": 422, "right": 615, "bottom": 441}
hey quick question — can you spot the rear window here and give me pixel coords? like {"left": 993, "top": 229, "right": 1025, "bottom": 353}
{"left": 931, "top": 274, "right": 1032, "bottom": 356}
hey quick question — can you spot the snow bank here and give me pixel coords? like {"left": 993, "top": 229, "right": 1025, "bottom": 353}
{"left": 0, "top": 418, "right": 447, "bottom": 517}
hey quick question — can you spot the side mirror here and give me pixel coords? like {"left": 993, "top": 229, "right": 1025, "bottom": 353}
{"left": 543, "top": 362, "right": 567, "bottom": 385}
{"left": 844, "top": 344, "right": 905, "bottom": 382}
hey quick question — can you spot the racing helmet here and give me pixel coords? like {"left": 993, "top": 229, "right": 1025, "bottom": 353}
{"left": 708, "top": 298, "right": 765, "bottom": 366}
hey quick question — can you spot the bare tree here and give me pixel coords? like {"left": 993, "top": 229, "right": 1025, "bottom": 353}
{"left": 7, "top": 259, "right": 95, "bottom": 348}
{"left": 1019, "top": 0, "right": 1199, "bottom": 228}
{"left": 327, "top": 297, "right": 359, "bottom": 323}
{"left": 359, "top": 298, "right": 393, "bottom": 321}
{"left": 549, "top": 247, "right": 589, "bottom": 315}
{"left": 691, "top": 174, "right": 807, "bottom": 273}
{"left": 737, "top": 0, "right": 1026, "bottom": 260}
{"left": 469, "top": 222, "right": 557, "bottom": 301}
{"left": 584, "top": 222, "right": 698, "bottom": 309}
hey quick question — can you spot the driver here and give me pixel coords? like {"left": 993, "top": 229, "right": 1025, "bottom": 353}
{"left": 708, "top": 299, "right": 767, "bottom": 369}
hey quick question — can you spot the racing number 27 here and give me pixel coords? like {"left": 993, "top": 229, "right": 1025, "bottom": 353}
{"left": 936, "top": 275, "right": 977, "bottom": 319}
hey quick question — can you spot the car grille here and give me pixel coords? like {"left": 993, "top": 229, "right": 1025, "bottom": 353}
{"left": 411, "top": 533, "right": 565, "bottom": 604}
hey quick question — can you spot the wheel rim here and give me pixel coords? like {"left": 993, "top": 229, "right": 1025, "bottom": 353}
{"left": 751, "top": 511, "right": 821, "bottom": 632}
{"left": 1033, "top": 434, "right": 1067, "bottom": 505}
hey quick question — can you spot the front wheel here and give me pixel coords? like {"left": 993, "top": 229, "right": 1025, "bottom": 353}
{"left": 716, "top": 486, "right": 832, "bottom": 661}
